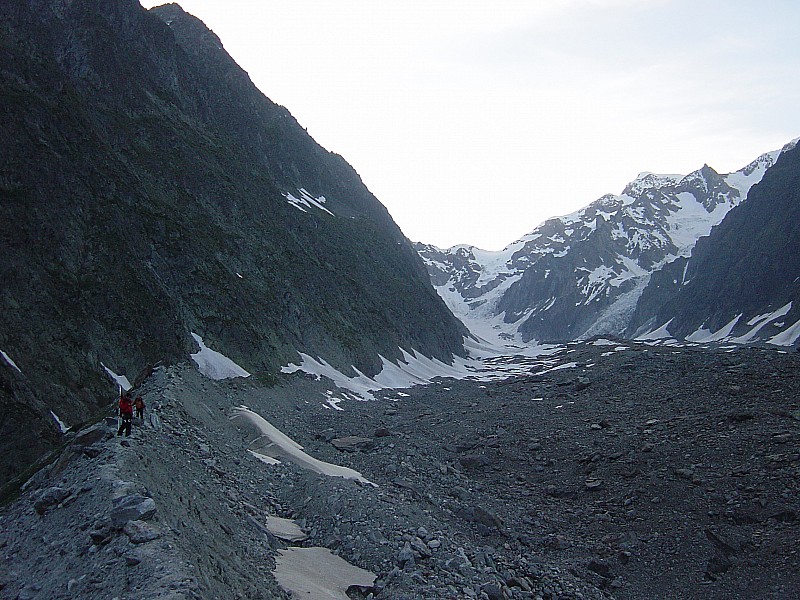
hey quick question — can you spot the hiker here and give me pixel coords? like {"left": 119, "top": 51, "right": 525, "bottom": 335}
{"left": 134, "top": 395, "right": 145, "bottom": 419}
{"left": 118, "top": 391, "right": 133, "bottom": 437}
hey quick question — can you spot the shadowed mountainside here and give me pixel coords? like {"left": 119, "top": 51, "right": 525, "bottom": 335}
{"left": 629, "top": 143, "right": 800, "bottom": 340}
{"left": 0, "top": 0, "right": 465, "bottom": 486}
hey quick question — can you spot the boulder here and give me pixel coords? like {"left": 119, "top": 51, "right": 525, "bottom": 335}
{"left": 110, "top": 494, "right": 157, "bottom": 528}
{"left": 331, "top": 436, "right": 373, "bottom": 452}
{"left": 33, "top": 487, "right": 70, "bottom": 514}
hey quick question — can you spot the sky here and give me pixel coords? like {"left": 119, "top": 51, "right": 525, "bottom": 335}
{"left": 139, "top": 0, "right": 800, "bottom": 250}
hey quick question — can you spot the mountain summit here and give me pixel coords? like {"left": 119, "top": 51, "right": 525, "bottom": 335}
{"left": 630, "top": 141, "right": 800, "bottom": 343}
{"left": 416, "top": 142, "right": 796, "bottom": 346}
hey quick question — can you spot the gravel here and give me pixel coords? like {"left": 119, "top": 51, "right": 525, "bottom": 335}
{"left": 2, "top": 339, "right": 798, "bottom": 599}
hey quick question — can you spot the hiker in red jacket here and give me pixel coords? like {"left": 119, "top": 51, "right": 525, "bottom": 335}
{"left": 118, "top": 392, "right": 134, "bottom": 437}
{"left": 134, "top": 396, "right": 145, "bottom": 420}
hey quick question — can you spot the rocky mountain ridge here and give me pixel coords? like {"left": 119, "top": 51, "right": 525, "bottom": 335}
{"left": 0, "top": 0, "right": 465, "bottom": 486}
{"left": 415, "top": 141, "right": 795, "bottom": 346}
{"left": 630, "top": 140, "right": 800, "bottom": 342}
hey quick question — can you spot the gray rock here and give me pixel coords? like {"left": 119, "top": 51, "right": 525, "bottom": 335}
{"left": 331, "top": 436, "right": 374, "bottom": 452}
{"left": 17, "top": 584, "right": 42, "bottom": 600}
{"left": 481, "top": 582, "right": 504, "bottom": 600}
{"left": 397, "top": 541, "right": 415, "bottom": 568}
{"left": 410, "top": 536, "right": 431, "bottom": 559}
{"left": 456, "top": 505, "right": 503, "bottom": 530}
{"left": 110, "top": 495, "right": 156, "bottom": 528}
{"left": 124, "top": 520, "right": 163, "bottom": 544}
{"left": 72, "top": 426, "right": 109, "bottom": 447}
{"left": 459, "top": 454, "right": 490, "bottom": 470}
{"left": 33, "top": 486, "right": 70, "bottom": 514}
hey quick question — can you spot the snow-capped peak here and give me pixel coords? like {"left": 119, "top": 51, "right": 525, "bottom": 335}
{"left": 415, "top": 141, "right": 791, "bottom": 347}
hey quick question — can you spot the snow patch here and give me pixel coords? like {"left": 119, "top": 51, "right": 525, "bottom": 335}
{"left": 730, "top": 303, "right": 792, "bottom": 344}
{"left": 282, "top": 341, "right": 559, "bottom": 403}
{"left": 283, "top": 188, "right": 334, "bottom": 216}
{"left": 231, "top": 406, "right": 375, "bottom": 486}
{"left": 0, "top": 350, "right": 22, "bottom": 373}
{"left": 102, "top": 364, "right": 131, "bottom": 391}
{"left": 768, "top": 316, "right": 800, "bottom": 347}
{"left": 273, "top": 547, "right": 376, "bottom": 600}
{"left": 50, "top": 411, "right": 69, "bottom": 433}
{"left": 190, "top": 333, "right": 251, "bottom": 380}
{"left": 686, "top": 315, "right": 742, "bottom": 343}
{"left": 635, "top": 319, "right": 676, "bottom": 341}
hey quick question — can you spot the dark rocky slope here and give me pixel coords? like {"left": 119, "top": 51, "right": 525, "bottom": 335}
{"left": 629, "top": 143, "right": 800, "bottom": 341}
{"left": 0, "top": 0, "right": 465, "bottom": 486}
{"left": 1, "top": 342, "right": 798, "bottom": 599}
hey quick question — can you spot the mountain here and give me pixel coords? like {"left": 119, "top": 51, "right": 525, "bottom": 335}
{"left": 416, "top": 142, "right": 796, "bottom": 346}
{"left": 0, "top": 0, "right": 465, "bottom": 486}
{"left": 629, "top": 142, "right": 800, "bottom": 344}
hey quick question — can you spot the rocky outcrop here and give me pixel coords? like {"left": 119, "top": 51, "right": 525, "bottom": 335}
{"left": 628, "top": 142, "right": 800, "bottom": 342}
{"left": 0, "top": 0, "right": 465, "bottom": 485}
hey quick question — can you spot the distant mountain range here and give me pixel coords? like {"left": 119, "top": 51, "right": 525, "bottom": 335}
{"left": 416, "top": 139, "right": 800, "bottom": 348}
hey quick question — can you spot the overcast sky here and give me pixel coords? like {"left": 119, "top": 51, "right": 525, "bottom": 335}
{"left": 140, "top": 0, "right": 800, "bottom": 250}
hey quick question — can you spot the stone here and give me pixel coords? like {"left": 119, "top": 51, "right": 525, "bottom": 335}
{"left": 410, "top": 536, "right": 431, "bottom": 559}
{"left": 110, "top": 495, "right": 157, "bottom": 528}
{"left": 72, "top": 426, "right": 109, "bottom": 447}
{"left": 587, "top": 559, "right": 612, "bottom": 579}
{"left": 482, "top": 583, "right": 504, "bottom": 600}
{"left": 456, "top": 505, "right": 503, "bottom": 530}
{"left": 123, "top": 520, "right": 163, "bottom": 544}
{"left": 331, "top": 436, "right": 373, "bottom": 452}
{"left": 584, "top": 478, "right": 603, "bottom": 491}
{"left": 33, "top": 486, "right": 70, "bottom": 514}
{"left": 397, "top": 541, "right": 415, "bottom": 568}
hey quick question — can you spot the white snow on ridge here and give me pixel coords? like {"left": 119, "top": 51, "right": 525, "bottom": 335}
{"left": 1, "top": 350, "right": 22, "bottom": 373}
{"left": 190, "top": 333, "right": 251, "bottom": 380}
{"left": 769, "top": 316, "right": 800, "bottom": 346}
{"left": 723, "top": 149, "right": 782, "bottom": 199}
{"left": 231, "top": 405, "right": 375, "bottom": 486}
{"left": 666, "top": 192, "right": 733, "bottom": 256}
{"left": 102, "top": 363, "right": 131, "bottom": 391}
{"left": 283, "top": 188, "right": 334, "bottom": 216}
{"left": 282, "top": 339, "right": 560, "bottom": 404}
{"left": 687, "top": 315, "right": 742, "bottom": 343}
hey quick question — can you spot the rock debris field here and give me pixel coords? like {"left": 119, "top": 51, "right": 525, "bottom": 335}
{"left": 1, "top": 339, "right": 799, "bottom": 599}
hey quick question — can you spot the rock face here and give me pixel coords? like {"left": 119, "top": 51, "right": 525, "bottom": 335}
{"left": 0, "top": 0, "right": 465, "bottom": 485}
{"left": 415, "top": 143, "right": 796, "bottom": 345}
{"left": 628, "top": 142, "right": 800, "bottom": 342}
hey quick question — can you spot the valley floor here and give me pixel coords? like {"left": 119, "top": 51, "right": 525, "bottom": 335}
{"left": 2, "top": 340, "right": 799, "bottom": 599}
